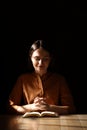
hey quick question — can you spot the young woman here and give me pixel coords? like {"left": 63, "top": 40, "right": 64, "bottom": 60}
{"left": 7, "top": 40, "right": 76, "bottom": 115}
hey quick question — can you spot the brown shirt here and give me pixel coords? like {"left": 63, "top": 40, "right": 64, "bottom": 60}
{"left": 9, "top": 72, "right": 75, "bottom": 112}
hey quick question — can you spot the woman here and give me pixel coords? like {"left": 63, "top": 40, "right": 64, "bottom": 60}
{"left": 7, "top": 40, "right": 76, "bottom": 115}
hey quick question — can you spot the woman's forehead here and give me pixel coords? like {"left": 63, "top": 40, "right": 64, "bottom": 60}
{"left": 32, "top": 48, "right": 50, "bottom": 57}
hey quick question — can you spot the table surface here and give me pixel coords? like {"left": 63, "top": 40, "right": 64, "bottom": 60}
{"left": 0, "top": 114, "right": 87, "bottom": 130}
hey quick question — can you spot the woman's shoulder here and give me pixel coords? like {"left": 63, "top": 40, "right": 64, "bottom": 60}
{"left": 17, "top": 72, "right": 35, "bottom": 80}
{"left": 50, "top": 72, "right": 68, "bottom": 85}
{"left": 50, "top": 72, "right": 65, "bottom": 79}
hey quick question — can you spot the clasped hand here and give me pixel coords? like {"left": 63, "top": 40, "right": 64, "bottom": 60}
{"left": 30, "top": 96, "right": 50, "bottom": 112}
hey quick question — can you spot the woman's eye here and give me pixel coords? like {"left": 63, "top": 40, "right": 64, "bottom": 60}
{"left": 33, "top": 57, "right": 50, "bottom": 61}
{"left": 35, "top": 58, "right": 40, "bottom": 61}
{"left": 43, "top": 58, "right": 49, "bottom": 61}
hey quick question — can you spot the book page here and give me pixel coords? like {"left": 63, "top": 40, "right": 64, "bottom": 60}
{"left": 41, "top": 111, "right": 59, "bottom": 117}
{"left": 22, "top": 112, "right": 41, "bottom": 117}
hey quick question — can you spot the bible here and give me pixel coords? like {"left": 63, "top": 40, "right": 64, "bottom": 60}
{"left": 22, "top": 111, "right": 59, "bottom": 118}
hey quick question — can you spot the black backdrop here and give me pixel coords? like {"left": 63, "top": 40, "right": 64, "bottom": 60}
{"left": 1, "top": 6, "right": 87, "bottom": 114}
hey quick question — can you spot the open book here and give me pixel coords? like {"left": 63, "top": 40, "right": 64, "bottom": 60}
{"left": 22, "top": 111, "right": 59, "bottom": 118}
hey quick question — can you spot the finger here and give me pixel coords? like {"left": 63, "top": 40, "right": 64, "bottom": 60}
{"left": 34, "top": 97, "right": 40, "bottom": 103}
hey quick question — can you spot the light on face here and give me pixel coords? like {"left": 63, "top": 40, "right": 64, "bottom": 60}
{"left": 32, "top": 56, "right": 50, "bottom": 63}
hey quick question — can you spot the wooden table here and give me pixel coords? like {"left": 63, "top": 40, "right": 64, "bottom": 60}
{"left": 0, "top": 114, "right": 87, "bottom": 130}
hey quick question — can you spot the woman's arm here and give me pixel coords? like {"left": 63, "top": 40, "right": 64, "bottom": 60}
{"left": 49, "top": 104, "right": 76, "bottom": 115}
{"left": 7, "top": 98, "right": 50, "bottom": 114}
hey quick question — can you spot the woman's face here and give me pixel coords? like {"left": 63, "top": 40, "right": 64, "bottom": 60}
{"left": 31, "top": 47, "right": 51, "bottom": 76}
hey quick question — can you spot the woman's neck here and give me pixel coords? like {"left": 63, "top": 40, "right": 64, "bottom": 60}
{"left": 34, "top": 71, "right": 47, "bottom": 77}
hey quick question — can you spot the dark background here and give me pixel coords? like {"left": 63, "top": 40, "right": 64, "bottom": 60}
{"left": 1, "top": 5, "right": 87, "bottom": 114}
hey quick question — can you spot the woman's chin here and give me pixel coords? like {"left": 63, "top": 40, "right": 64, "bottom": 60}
{"left": 36, "top": 70, "right": 46, "bottom": 75}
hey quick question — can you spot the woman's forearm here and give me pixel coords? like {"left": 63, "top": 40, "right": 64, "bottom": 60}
{"left": 50, "top": 105, "right": 71, "bottom": 115}
{"left": 8, "top": 104, "right": 33, "bottom": 114}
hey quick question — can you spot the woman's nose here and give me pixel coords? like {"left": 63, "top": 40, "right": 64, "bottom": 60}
{"left": 39, "top": 59, "right": 43, "bottom": 65}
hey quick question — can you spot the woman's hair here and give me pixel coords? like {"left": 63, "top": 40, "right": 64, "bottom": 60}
{"left": 29, "top": 40, "right": 53, "bottom": 57}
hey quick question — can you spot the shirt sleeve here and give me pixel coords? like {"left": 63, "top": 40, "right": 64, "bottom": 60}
{"left": 59, "top": 76, "right": 76, "bottom": 113}
{"left": 9, "top": 76, "right": 23, "bottom": 105}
